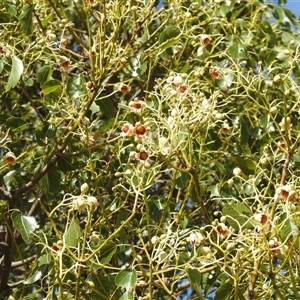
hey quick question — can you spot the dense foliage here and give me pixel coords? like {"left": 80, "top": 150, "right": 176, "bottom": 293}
{"left": 1, "top": 0, "right": 300, "bottom": 299}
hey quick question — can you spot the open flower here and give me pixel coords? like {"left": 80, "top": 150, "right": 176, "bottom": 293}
{"left": 134, "top": 122, "right": 147, "bottom": 137}
{"left": 209, "top": 67, "right": 221, "bottom": 79}
{"left": 201, "top": 34, "right": 211, "bottom": 46}
{"left": 121, "top": 123, "right": 135, "bottom": 137}
{"left": 129, "top": 98, "right": 145, "bottom": 114}
{"left": 269, "top": 238, "right": 281, "bottom": 256}
{"left": 5, "top": 151, "right": 16, "bottom": 165}
{"left": 119, "top": 83, "right": 131, "bottom": 93}
{"left": 136, "top": 148, "right": 151, "bottom": 163}
{"left": 216, "top": 223, "right": 230, "bottom": 239}
{"left": 189, "top": 232, "right": 205, "bottom": 246}
{"left": 276, "top": 185, "right": 298, "bottom": 202}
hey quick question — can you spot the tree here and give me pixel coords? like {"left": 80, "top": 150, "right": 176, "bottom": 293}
{"left": 0, "top": 0, "right": 300, "bottom": 299}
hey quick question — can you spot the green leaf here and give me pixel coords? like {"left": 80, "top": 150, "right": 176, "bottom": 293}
{"left": 38, "top": 253, "right": 51, "bottom": 266}
{"left": 36, "top": 65, "right": 52, "bottom": 85}
{"left": 12, "top": 211, "right": 39, "bottom": 242}
{"left": 222, "top": 202, "right": 253, "bottom": 230}
{"left": 115, "top": 269, "right": 137, "bottom": 291}
{"left": 149, "top": 199, "right": 164, "bottom": 223}
{"left": 95, "top": 98, "right": 116, "bottom": 118}
{"left": 40, "top": 166, "right": 61, "bottom": 194}
{"left": 207, "top": 184, "right": 220, "bottom": 197}
{"left": 0, "top": 59, "right": 3, "bottom": 74}
{"left": 19, "top": 4, "right": 33, "bottom": 35}
{"left": 7, "top": 3, "right": 17, "bottom": 16}
{"left": 120, "top": 290, "right": 134, "bottom": 300}
{"left": 186, "top": 268, "right": 202, "bottom": 297}
{"left": 233, "top": 156, "right": 256, "bottom": 176}
{"left": 215, "top": 282, "right": 233, "bottom": 299}
{"left": 228, "top": 44, "right": 248, "bottom": 60}
{"left": 6, "top": 56, "right": 24, "bottom": 91}
{"left": 175, "top": 172, "right": 190, "bottom": 189}
{"left": 6, "top": 116, "right": 27, "bottom": 134}
{"left": 41, "top": 79, "right": 62, "bottom": 95}
{"left": 66, "top": 74, "right": 86, "bottom": 98}
{"left": 158, "top": 26, "right": 181, "bottom": 59}
{"left": 95, "top": 240, "right": 117, "bottom": 265}
{"left": 24, "top": 269, "right": 42, "bottom": 285}
{"left": 57, "top": 157, "right": 77, "bottom": 172}
{"left": 64, "top": 216, "right": 82, "bottom": 247}
{"left": 87, "top": 274, "right": 120, "bottom": 300}
{"left": 240, "top": 115, "right": 249, "bottom": 145}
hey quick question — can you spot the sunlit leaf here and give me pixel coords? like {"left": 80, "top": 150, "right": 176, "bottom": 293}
{"left": 115, "top": 269, "right": 137, "bottom": 291}
{"left": 24, "top": 270, "right": 42, "bottom": 285}
{"left": 12, "top": 211, "right": 39, "bottom": 242}
{"left": 186, "top": 268, "right": 202, "bottom": 297}
{"left": 64, "top": 216, "right": 82, "bottom": 247}
{"left": 41, "top": 79, "right": 62, "bottom": 95}
{"left": 222, "top": 202, "right": 253, "bottom": 230}
{"left": 6, "top": 56, "right": 24, "bottom": 91}
{"left": 66, "top": 74, "right": 86, "bottom": 98}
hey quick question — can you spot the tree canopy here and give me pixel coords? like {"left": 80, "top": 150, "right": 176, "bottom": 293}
{"left": 1, "top": 0, "right": 300, "bottom": 299}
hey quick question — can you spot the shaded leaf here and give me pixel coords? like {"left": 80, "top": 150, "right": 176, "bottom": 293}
{"left": 95, "top": 240, "right": 117, "bottom": 265}
{"left": 215, "top": 282, "right": 233, "bottom": 299}
{"left": 6, "top": 56, "right": 24, "bottom": 91}
{"left": 19, "top": 4, "right": 33, "bottom": 35}
{"left": 36, "top": 65, "right": 52, "bottom": 85}
{"left": 12, "top": 211, "right": 39, "bottom": 242}
{"left": 64, "top": 216, "right": 82, "bottom": 247}
{"left": 6, "top": 116, "right": 27, "bottom": 134}
{"left": 40, "top": 166, "right": 61, "bottom": 194}
{"left": 233, "top": 156, "right": 256, "bottom": 176}
{"left": 95, "top": 98, "right": 116, "bottom": 118}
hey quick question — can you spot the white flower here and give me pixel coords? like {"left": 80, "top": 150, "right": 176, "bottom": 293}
{"left": 189, "top": 232, "right": 205, "bottom": 246}
{"left": 87, "top": 196, "right": 99, "bottom": 207}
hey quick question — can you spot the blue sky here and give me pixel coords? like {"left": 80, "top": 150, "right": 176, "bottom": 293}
{"left": 270, "top": 0, "right": 300, "bottom": 17}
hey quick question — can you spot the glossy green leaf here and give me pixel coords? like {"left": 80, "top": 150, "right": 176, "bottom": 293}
{"left": 86, "top": 274, "right": 120, "bottom": 299}
{"left": 186, "top": 268, "right": 202, "bottom": 297}
{"left": 158, "top": 26, "right": 181, "bottom": 59}
{"left": 66, "top": 74, "right": 86, "bottom": 98}
{"left": 19, "top": 4, "right": 33, "bottom": 35}
{"left": 207, "top": 184, "right": 220, "bottom": 197}
{"left": 40, "top": 166, "right": 61, "bottom": 194}
{"left": 41, "top": 79, "right": 62, "bottom": 95}
{"left": 64, "top": 216, "right": 82, "bottom": 247}
{"left": 228, "top": 44, "right": 248, "bottom": 59}
{"left": 222, "top": 202, "right": 253, "bottom": 230}
{"left": 95, "top": 98, "right": 116, "bottom": 118}
{"left": 233, "top": 156, "right": 256, "bottom": 176}
{"left": 6, "top": 56, "right": 24, "bottom": 91}
{"left": 175, "top": 172, "right": 190, "bottom": 189}
{"left": 24, "top": 270, "right": 42, "bottom": 285}
{"left": 91, "top": 240, "right": 117, "bottom": 265}
{"left": 240, "top": 115, "right": 249, "bottom": 145}
{"left": 120, "top": 290, "right": 134, "bottom": 300}
{"left": 6, "top": 116, "right": 27, "bottom": 134}
{"left": 215, "top": 282, "right": 233, "bottom": 299}
{"left": 115, "top": 269, "right": 137, "bottom": 291}
{"left": 12, "top": 211, "right": 39, "bottom": 242}
{"left": 36, "top": 65, "right": 52, "bottom": 85}
{"left": 149, "top": 199, "right": 164, "bottom": 222}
